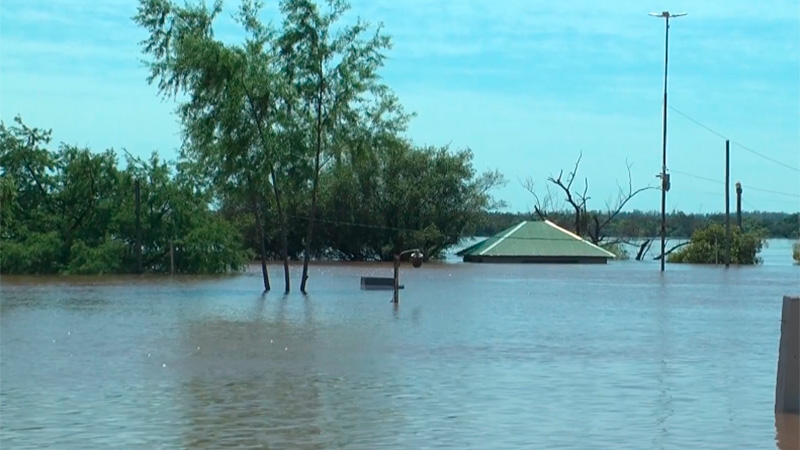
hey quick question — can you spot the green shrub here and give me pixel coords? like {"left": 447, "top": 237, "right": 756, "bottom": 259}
{"left": 178, "top": 219, "right": 251, "bottom": 274}
{"left": 66, "top": 239, "right": 128, "bottom": 274}
{"left": 0, "top": 232, "right": 62, "bottom": 274}
{"left": 793, "top": 241, "right": 799, "bottom": 264}
{"left": 668, "top": 224, "right": 765, "bottom": 265}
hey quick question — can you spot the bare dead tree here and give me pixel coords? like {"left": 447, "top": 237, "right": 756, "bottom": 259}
{"left": 544, "top": 152, "right": 589, "bottom": 235}
{"left": 524, "top": 153, "right": 655, "bottom": 246}
{"left": 585, "top": 159, "right": 656, "bottom": 244}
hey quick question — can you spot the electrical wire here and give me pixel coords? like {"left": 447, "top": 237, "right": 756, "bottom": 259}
{"left": 669, "top": 106, "right": 800, "bottom": 172}
{"left": 746, "top": 185, "right": 800, "bottom": 199}
{"left": 671, "top": 169, "right": 723, "bottom": 185}
{"left": 731, "top": 142, "right": 800, "bottom": 173}
{"left": 669, "top": 106, "right": 728, "bottom": 140}
{"left": 671, "top": 170, "right": 800, "bottom": 199}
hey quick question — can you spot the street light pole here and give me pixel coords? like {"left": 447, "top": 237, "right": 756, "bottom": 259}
{"left": 393, "top": 249, "right": 423, "bottom": 304}
{"left": 650, "top": 10, "right": 686, "bottom": 272}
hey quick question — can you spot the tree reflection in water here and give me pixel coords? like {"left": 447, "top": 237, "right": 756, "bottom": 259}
{"left": 174, "top": 296, "right": 403, "bottom": 448}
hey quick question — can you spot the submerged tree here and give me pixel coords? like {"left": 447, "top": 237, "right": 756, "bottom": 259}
{"left": 275, "top": 0, "right": 399, "bottom": 292}
{"left": 134, "top": 0, "right": 403, "bottom": 293}
{"left": 318, "top": 138, "right": 505, "bottom": 261}
{"left": 668, "top": 223, "right": 765, "bottom": 265}
{"left": 0, "top": 117, "right": 250, "bottom": 274}
{"left": 523, "top": 152, "right": 655, "bottom": 246}
{"left": 134, "top": 0, "right": 295, "bottom": 291}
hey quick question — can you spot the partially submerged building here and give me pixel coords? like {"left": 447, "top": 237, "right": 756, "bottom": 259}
{"left": 457, "top": 220, "right": 616, "bottom": 264}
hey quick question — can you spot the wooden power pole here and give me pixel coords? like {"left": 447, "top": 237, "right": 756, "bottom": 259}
{"left": 725, "top": 140, "right": 731, "bottom": 267}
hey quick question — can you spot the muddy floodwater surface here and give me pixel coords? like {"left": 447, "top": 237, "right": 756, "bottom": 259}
{"left": 1, "top": 240, "right": 799, "bottom": 449}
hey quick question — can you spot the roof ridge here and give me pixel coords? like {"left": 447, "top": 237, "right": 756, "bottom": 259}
{"left": 543, "top": 220, "right": 616, "bottom": 258}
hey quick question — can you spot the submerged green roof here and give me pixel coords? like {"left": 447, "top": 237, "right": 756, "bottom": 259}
{"left": 457, "top": 220, "right": 615, "bottom": 259}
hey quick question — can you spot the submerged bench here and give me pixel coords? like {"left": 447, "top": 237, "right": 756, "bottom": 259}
{"left": 360, "top": 277, "right": 404, "bottom": 290}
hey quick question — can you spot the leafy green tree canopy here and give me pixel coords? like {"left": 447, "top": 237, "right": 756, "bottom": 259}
{"left": 668, "top": 223, "right": 766, "bottom": 265}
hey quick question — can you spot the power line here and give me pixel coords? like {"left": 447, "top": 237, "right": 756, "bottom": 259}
{"left": 669, "top": 106, "right": 728, "bottom": 140}
{"left": 669, "top": 106, "right": 800, "bottom": 172}
{"left": 671, "top": 169, "right": 723, "bottom": 185}
{"left": 746, "top": 185, "right": 800, "bottom": 199}
{"left": 671, "top": 169, "right": 800, "bottom": 198}
{"left": 731, "top": 142, "right": 800, "bottom": 173}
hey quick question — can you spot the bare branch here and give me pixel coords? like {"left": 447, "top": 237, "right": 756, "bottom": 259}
{"left": 522, "top": 176, "right": 551, "bottom": 220}
{"left": 567, "top": 152, "right": 582, "bottom": 191}
{"left": 577, "top": 176, "right": 589, "bottom": 210}
{"left": 587, "top": 159, "right": 657, "bottom": 244}
{"left": 654, "top": 241, "right": 690, "bottom": 260}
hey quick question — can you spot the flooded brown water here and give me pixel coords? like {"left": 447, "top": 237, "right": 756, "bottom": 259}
{"left": 1, "top": 243, "right": 799, "bottom": 449}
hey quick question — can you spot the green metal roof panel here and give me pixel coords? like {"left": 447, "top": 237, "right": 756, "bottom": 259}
{"left": 459, "top": 220, "right": 615, "bottom": 259}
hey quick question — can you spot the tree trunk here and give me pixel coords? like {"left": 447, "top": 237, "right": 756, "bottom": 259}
{"left": 300, "top": 159, "right": 320, "bottom": 293}
{"left": 241, "top": 80, "right": 286, "bottom": 292}
{"left": 636, "top": 239, "right": 652, "bottom": 261}
{"left": 300, "top": 74, "right": 324, "bottom": 294}
{"left": 251, "top": 195, "right": 271, "bottom": 292}
{"left": 269, "top": 168, "right": 290, "bottom": 293}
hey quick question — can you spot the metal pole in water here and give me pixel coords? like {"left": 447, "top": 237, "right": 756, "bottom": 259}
{"left": 649, "top": 10, "right": 686, "bottom": 271}
{"left": 659, "top": 15, "right": 670, "bottom": 273}
{"left": 776, "top": 296, "right": 800, "bottom": 414}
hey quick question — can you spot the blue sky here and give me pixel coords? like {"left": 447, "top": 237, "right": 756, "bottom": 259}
{"left": 2, "top": 0, "right": 799, "bottom": 213}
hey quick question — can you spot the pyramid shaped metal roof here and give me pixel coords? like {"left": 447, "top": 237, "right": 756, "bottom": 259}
{"left": 458, "top": 220, "right": 616, "bottom": 262}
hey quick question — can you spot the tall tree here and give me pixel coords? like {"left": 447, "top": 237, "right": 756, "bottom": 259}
{"left": 134, "top": 0, "right": 295, "bottom": 291}
{"left": 278, "top": 0, "right": 394, "bottom": 292}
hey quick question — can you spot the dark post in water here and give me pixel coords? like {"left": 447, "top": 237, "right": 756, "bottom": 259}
{"left": 134, "top": 179, "right": 142, "bottom": 274}
{"left": 736, "top": 182, "right": 743, "bottom": 229}
{"left": 776, "top": 296, "right": 799, "bottom": 414}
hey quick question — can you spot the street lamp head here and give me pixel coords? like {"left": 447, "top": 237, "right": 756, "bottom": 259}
{"left": 411, "top": 250, "right": 423, "bottom": 268}
{"left": 650, "top": 11, "right": 687, "bottom": 18}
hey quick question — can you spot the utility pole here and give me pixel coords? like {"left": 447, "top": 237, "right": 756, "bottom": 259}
{"left": 736, "top": 182, "right": 743, "bottom": 229}
{"left": 135, "top": 179, "right": 143, "bottom": 274}
{"left": 650, "top": 10, "right": 687, "bottom": 272}
{"left": 725, "top": 140, "right": 731, "bottom": 267}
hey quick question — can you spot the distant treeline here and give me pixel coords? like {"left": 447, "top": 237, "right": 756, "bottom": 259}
{"left": 475, "top": 211, "right": 800, "bottom": 239}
